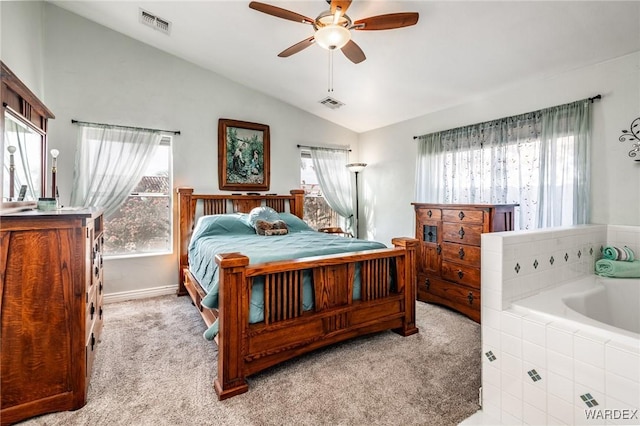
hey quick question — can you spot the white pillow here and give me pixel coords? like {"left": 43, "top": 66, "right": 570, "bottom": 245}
{"left": 247, "top": 206, "right": 280, "bottom": 228}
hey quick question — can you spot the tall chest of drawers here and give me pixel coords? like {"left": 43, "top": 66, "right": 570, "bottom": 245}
{"left": 412, "top": 203, "right": 517, "bottom": 322}
{"left": 0, "top": 208, "right": 104, "bottom": 424}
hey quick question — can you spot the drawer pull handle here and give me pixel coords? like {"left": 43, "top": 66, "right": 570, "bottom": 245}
{"left": 458, "top": 227, "right": 465, "bottom": 239}
{"left": 425, "top": 277, "right": 430, "bottom": 290}
{"left": 458, "top": 247, "right": 465, "bottom": 259}
{"left": 467, "top": 292, "right": 474, "bottom": 304}
{"left": 99, "top": 306, "right": 103, "bottom": 319}
{"left": 90, "top": 302, "right": 95, "bottom": 320}
{"left": 457, "top": 270, "right": 464, "bottom": 279}
{"left": 427, "top": 210, "right": 432, "bottom": 218}
{"left": 91, "top": 333, "right": 96, "bottom": 351}
{"left": 95, "top": 266, "right": 99, "bottom": 277}
{"left": 436, "top": 244, "right": 442, "bottom": 255}
{"left": 458, "top": 211, "right": 465, "bottom": 220}
{"left": 99, "top": 282, "right": 103, "bottom": 294}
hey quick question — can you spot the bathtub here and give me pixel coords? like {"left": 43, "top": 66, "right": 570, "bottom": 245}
{"left": 511, "top": 275, "right": 640, "bottom": 344}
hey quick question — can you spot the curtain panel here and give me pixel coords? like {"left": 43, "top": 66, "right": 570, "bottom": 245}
{"left": 70, "top": 124, "right": 162, "bottom": 218}
{"left": 309, "top": 147, "right": 355, "bottom": 235}
{"left": 415, "top": 99, "right": 591, "bottom": 229}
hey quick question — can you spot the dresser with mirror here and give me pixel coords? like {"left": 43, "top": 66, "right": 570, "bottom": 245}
{"left": 1, "top": 61, "right": 105, "bottom": 424}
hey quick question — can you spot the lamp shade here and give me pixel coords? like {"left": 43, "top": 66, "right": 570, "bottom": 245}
{"left": 315, "top": 25, "right": 351, "bottom": 50}
{"left": 346, "top": 162, "right": 367, "bottom": 173}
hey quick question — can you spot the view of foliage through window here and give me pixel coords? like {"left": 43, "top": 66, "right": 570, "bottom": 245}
{"left": 103, "top": 142, "right": 172, "bottom": 256}
{"left": 300, "top": 154, "right": 342, "bottom": 230}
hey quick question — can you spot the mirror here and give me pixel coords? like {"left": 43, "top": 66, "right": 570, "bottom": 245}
{"left": 3, "top": 110, "right": 45, "bottom": 202}
{"left": 1, "top": 61, "right": 54, "bottom": 212}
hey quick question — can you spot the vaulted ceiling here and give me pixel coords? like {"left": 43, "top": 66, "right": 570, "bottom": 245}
{"left": 50, "top": 1, "right": 640, "bottom": 133}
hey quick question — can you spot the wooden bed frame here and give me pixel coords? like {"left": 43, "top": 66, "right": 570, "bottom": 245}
{"left": 176, "top": 187, "right": 419, "bottom": 400}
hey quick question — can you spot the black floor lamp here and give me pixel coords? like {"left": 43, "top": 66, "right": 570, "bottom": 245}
{"left": 346, "top": 162, "right": 367, "bottom": 238}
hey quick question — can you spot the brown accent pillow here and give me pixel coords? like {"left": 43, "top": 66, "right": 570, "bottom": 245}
{"left": 255, "top": 219, "right": 289, "bottom": 236}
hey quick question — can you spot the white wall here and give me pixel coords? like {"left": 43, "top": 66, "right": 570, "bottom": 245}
{"left": 359, "top": 52, "right": 640, "bottom": 245}
{"left": 3, "top": 3, "right": 358, "bottom": 296}
{"left": 0, "top": 1, "right": 46, "bottom": 99}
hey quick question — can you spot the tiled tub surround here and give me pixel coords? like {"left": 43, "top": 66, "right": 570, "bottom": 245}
{"left": 480, "top": 225, "right": 640, "bottom": 425}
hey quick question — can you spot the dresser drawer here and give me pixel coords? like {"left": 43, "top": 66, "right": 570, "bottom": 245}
{"left": 442, "top": 222, "right": 483, "bottom": 246}
{"left": 416, "top": 207, "right": 441, "bottom": 222}
{"left": 441, "top": 261, "right": 480, "bottom": 289}
{"left": 443, "top": 209, "right": 485, "bottom": 224}
{"left": 95, "top": 282, "right": 104, "bottom": 341}
{"left": 416, "top": 275, "right": 480, "bottom": 322}
{"left": 85, "top": 328, "right": 98, "bottom": 394}
{"left": 85, "top": 285, "right": 98, "bottom": 341}
{"left": 441, "top": 242, "right": 481, "bottom": 267}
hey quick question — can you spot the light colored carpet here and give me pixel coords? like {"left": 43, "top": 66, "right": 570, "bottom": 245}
{"left": 22, "top": 295, "right": 481, "bottom": 426}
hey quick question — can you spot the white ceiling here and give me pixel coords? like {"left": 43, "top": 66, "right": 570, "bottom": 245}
{"left": 50, "top": 1, "right": 640, "bottom": 133}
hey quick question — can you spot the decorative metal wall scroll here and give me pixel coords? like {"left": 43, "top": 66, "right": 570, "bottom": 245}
{"left": 619, "top": 117, "right": 640, "bottom": 161}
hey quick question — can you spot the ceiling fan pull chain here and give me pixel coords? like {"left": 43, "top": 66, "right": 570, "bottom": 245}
{"left": 328, "top": 50, "right": 334, "bottom": 92}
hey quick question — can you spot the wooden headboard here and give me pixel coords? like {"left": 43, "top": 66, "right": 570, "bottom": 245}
{"left": 175, "top": 187, "right": 305, "bottom": 294}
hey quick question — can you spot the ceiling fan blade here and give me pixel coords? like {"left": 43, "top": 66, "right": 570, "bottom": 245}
{"left": 330, "top": 0, "right": 352, "bottom": 16}
{"left": 249, "top": 1, "right": 314, "bottom": 25}
{"left": 278, "top": 36, "right": 316, "bottom": 58}
{"left": 341, "top": 40, "right": 366, "bottom": 64}
{"left": 353, "top": 13, "right": 419, "bottom": 30}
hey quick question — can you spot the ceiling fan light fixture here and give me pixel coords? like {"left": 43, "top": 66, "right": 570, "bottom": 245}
{"left": 315, "top": 24, "right": 351, "bottom": 50}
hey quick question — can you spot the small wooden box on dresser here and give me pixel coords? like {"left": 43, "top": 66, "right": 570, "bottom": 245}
{"left": 412, "top": 203, "right": 517, "bottom": 323}
{"left": 0, "top": 208, "right": 105, "bottom": 425}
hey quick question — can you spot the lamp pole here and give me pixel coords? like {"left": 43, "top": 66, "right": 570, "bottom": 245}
{"left": 346, "top": 163, "right": 367, "bottom": 238}
{"left": 50, "top": 149, "right": 59, "bottom": 202}
{"left": 7, "top": 146, "right": 16, "bottom": 200}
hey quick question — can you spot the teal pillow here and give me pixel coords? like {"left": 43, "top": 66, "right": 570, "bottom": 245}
{"left": 277, "top": 212, "right": 314, "bottom": 233}
{"left": 191, "top": 213, "right": 255, "bottom": 241}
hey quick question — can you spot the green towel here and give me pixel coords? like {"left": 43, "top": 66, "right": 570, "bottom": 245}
{"left": 595, "top": 259, "right": 640, "bottom": 278}
{"left": 602, "top": 245, "right": 635, "bottom": 261}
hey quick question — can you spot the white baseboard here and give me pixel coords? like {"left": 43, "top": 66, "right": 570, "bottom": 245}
{"left": 104, "top": 285, "right": 179, "bottom": 304}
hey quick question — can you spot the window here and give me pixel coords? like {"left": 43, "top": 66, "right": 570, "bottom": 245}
{"left": 103, "top": 137, "right": 172, "bottom": 257}
{"left": 416, "top": 100, "right": 591, "bottom": 230}
{"left": 300, "top": 151, "right": 343, "bottom": 230}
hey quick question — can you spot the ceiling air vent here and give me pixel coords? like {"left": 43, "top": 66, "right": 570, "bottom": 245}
{"left": 319, "top": 96, "right": 345, "bottom": 110}
{"left": 139, "top": 8, "right": 172, "bottom": 35}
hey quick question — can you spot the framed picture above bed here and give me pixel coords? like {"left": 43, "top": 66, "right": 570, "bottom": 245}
{"left": 218, "top": 118, "right": 270, "bottom": 191}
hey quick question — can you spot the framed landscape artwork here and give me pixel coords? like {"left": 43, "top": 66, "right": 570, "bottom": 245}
{"left": 218, "top": 118, "right": 270, "bottom": 191}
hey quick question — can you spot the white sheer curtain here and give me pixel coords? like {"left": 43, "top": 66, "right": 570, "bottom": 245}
{"left": 70, "top": 124, "right": 162, "bottom": 218}
{"left": 309, "top": 147, "right": 355, "bottom": 234}
{"left": 415, "top": 99, "right": 591, "bottom": 230}
{"left": 537, "top": 101, "right": 591, "bottom": 227}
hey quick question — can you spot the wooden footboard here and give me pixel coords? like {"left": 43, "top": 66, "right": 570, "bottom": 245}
{"left": 214, "top": 237, "right": 418, "bottom": 400}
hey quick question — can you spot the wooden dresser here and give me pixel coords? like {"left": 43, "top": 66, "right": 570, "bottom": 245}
{"left": 412, "top": 203, "right": 517, "bottom": 322}
{"left": 0, "top": 208, "right": 104, "bottom": 425}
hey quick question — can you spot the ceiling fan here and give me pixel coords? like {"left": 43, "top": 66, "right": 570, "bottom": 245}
{"left": 248, "top": 0, "right": 419, "bottom": 64}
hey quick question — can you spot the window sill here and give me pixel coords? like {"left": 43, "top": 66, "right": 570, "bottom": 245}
{"left": 104, "top": 250, "right": 172, "bottom": 261}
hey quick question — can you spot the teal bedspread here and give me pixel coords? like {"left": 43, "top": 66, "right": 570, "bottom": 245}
{"left": 188, "top": 213, "right": 387, "bottom": 340}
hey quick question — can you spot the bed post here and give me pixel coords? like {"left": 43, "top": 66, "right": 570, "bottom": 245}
{"left": 289, "top": 189, "right": 305, "bottom": 219}
{"left": 391, "top": 237, "right": 419, "bottom": 336}
{"left": 176, "top": 187, "right": 194, "bottom": 296}
{"left": 214, "top": 252, "right": 250, "bottom": 400}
